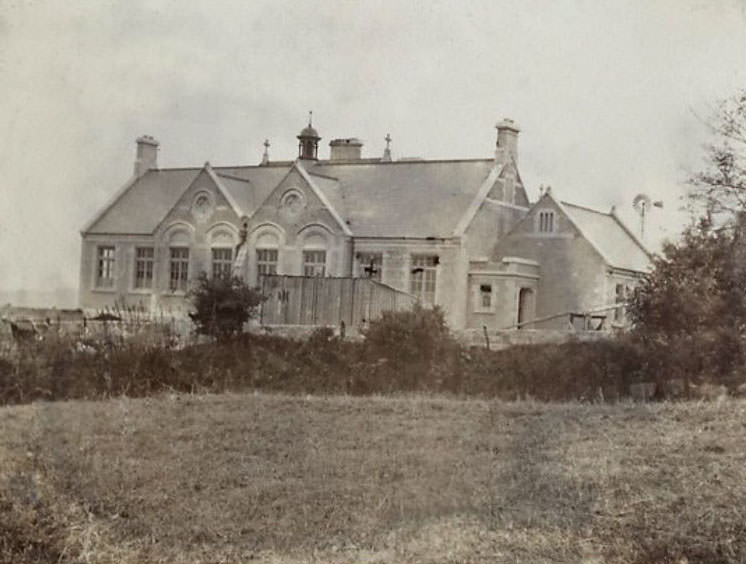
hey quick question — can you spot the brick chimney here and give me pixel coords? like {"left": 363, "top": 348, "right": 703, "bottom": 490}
{"left": 495, "top": 119, "right": 520, "bottom": 165}
{"left": 329, "top": 138, "right": 363, "bottom": 161}
{"left": 134, "top": 135, "right": 159, "bottom": 177}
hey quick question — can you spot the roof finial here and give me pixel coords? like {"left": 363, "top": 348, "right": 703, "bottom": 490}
{"left": 261, "top": 139, "right": 270, "bottom": 165}
{"left": 382, "top": 133, "right": 392, "bottom": 162}
{"left": 308, "top": 110, "right": 313, "bottom": 127}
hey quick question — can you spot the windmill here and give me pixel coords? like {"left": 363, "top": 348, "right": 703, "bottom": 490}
{"left": 632, "top": 193, "right": 663, "bottom": 242}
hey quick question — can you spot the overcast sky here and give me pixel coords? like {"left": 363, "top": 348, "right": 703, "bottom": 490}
{"left": 2, "top": 0, "right": 746, "bottom": 299}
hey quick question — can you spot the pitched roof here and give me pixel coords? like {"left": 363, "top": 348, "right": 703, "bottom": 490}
{"left": 86, "top": 169, "right": 200, "bottom": 234}
{"left": 560, "top": 201, "right": 651, "bottom": 272}
{"left": 214, "top": 166, "right": 290, "bottom": 217}
{"left": 84, "top": 158, "right": 498, "bottom": 238}
{"left": 310, "top": 159, "right": 496, "bottom": 237}
{"left": 84, "top": 165, "right": 290, "bottom": 235}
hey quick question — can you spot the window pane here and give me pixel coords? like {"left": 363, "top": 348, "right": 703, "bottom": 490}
{"left": 96, "top": 246, "right": 115, "bottom": 288}
{"left": 134, "top": 246, "right": 154, "bottom": 289}
{"left": 169, "top": 247, "right": 189, "bottom": 291}
{"left": 303, "top": 250, "right": 326, "bottom": 277}
{"left": 410, "top": 255, "right": 437, "bottom": 305}
{"left": 211, "top": 247, "right": 233, "bottom": 279}
{"left": 257, "top": 248, "right": 279, "bottom": 276}
{"left": 357, "top": 252, "right": 382, "bottom": 281}
{"left": 480, "top": 284, "right": 492, "bottom": 308}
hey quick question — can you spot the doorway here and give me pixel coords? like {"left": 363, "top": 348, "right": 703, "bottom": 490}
{"left": 517, "top": 287, "right": 534, "bottom": 329}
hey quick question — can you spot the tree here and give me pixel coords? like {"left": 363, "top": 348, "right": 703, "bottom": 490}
{"left": 688, "top": 90, "right": 746, "bottom": 221}
{"left": 628, "top": 90, "right": 746, "bottom": 381}
{"left": 187, "top": 273, "right": 265, "bottom": 341}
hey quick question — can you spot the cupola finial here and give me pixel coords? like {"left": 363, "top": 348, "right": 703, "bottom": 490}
{"left": 297, "top": 112, "right": 321, "bottom": 160}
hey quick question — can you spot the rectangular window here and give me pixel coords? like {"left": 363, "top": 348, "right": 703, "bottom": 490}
{"left": 134, "top": 247, "right": 154, "bottom": 289}
{"left": 538, "top": 210, "right": 555, "bottom": 233}
{"left": 212, "top": 247, "right": 233, "bottom": 279}
{"left": 169, "top": 247, "right": 189, "bottom": 292}
{"left": 257, "top": 248, "right": 279, "bottom": 276}
{"left": 357, "top": 252, "right": 382, "bottom": 281}
{"left": 614, "top": 283, "right": 626, "bottom": 322}
{"left": 96, "top": 246, "right": 115, "bottom": 288}
{"left": 480, "top": 284, "right": 492, "bottom": 308}
{"left": 410, "top": 255, "right": 438, "bottom": 305}
{"left": 303, "top": 250, "right": 326, "bottom": 277}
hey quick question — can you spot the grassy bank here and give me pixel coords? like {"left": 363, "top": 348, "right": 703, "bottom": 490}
{"left": 3, "top": 392, "right": 746, "bottom": 563}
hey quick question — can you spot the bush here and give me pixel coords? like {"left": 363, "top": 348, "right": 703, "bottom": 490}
{"left": 187, "top": 273, "right": 264, "bottom": 341}
{"left": 360, "top": 305, "right": 461, "bottom": 391}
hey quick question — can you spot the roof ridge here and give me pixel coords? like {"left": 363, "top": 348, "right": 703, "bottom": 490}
{"left": 316, "top": 157, "right": 494, "bottom": 166}
{"left": 216, "top": 162, "right": 294, "bottom": 170}
{"left": 306, "top": 170, "right": 339, "bottom": 181}
{"left": 215, "top": 171, "right": 251, "bottom": 182}
{"left": 560, "top": 200, "right": 611, "bottom": 216}
{"left": 149, "top": 166, "right": 203, "bottom": 172}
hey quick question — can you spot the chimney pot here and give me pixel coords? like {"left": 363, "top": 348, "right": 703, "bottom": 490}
{"left": 495, "top": 118, "right": 520, "bottom": 165}
{"left": 134, "top": 135, "right": 159, "bottom": 177}
{"left": 329, "top": 138, "right": 363, "bottom": 161}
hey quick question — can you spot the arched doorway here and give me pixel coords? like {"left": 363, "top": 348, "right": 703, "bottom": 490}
{"left": 517, "top": 287, "right": 534, "bottom": 329}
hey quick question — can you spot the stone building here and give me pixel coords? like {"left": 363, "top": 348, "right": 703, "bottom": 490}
{"left": 79, "top": 118, "right": 650, "bottom": 330}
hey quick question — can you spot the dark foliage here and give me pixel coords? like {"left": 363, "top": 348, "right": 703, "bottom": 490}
{"left": 187, "top": 273, "right": 264, "bottom": 341}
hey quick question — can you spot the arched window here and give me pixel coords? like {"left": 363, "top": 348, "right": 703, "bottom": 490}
{"left": 209, "top": 228, "right": 236, "bottom": 279}
{"left": 167, "top": 228, "right": 192, "bottom": 292}
{"left": 302, "top": 233, "right": 327, "bottom": 277}
{"left": 256, "top": 231, "right": 280, "bottom": 277}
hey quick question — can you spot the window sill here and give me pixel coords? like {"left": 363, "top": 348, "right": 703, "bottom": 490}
{"left": 92, "top": 287, "right": 117, "bottom": 294}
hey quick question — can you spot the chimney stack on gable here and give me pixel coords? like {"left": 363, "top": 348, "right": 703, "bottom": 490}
{"left": 134, "top": 135, "right": 159, "bottom": 177}
{"left": 495, "top": 118, "right": 520, "bottom": 165}
{"left": 329, "top": 138, "right": 363, "bottom": 161}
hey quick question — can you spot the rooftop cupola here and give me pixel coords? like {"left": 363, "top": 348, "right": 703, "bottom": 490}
{"left": 495, "top": 118, "right": 520, "bottom": 165}
{"left": 297, "top": 111, "right": 320, "bottom": 160}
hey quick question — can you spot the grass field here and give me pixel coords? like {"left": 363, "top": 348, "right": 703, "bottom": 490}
{"left": 3, "top": 393, "right": 746, "bottom": 563}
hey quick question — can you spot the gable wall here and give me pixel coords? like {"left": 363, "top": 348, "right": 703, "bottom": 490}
{"left": 242, "top": 168, "right": 352, "bottom": 284}
{"left": 464, "top": 198, "right": 527, "bottom": 259}
{"left": 491, "top": 197, "right": 608, "bottom": 329}
{"left": 79, "top": 169, "right": 241, "bottom": 313}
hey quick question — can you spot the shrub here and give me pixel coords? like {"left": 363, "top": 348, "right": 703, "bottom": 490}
{"left": 187, "top": 273, "right": 264, "bottom": 341}
{"left": 360, "top": 305, "right": 461, "bottom": 391}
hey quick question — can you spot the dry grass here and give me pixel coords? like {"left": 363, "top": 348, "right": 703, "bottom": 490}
{"left": 3, "top": 393, "right": 746, "bottom": 563}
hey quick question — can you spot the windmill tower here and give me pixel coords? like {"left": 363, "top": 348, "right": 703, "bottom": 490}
{"left": 632, "top": 193, "right": 663, "bottom": 242}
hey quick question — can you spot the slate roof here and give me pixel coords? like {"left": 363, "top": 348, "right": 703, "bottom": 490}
{"left": 309, "top": 159, "right": 495, "bottom": 237}
{"left": 85, "top": 165, "right": 289, "bottom": 234}
{"left": 561, "top": 202, "right": 651, "bottom": 272}
{"left": 86, "top": 169, "right": 200, "bottom": 234}
{"left": 214, "top": 166, "right": 290, "bottom": 216}
{"left": 84, "top": 159, "right": 497, "bottom": 238}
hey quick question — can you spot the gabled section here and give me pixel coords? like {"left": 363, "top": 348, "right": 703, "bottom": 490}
{"left": 204, "top": 163, "right": 246, "bottom": 218}
{"left": 452, "top": 163, "right": 504, "bottom": 237}
{"left": 294, "top": 160, "right": 353, "bottom": 236}
{"left": 486, "top": 157, "right": 530, "bottom": 207}
{"left": 153, "top": 163, "right": 244, "bottom": 234}
{"left": 491, "top": 188, "right": 651, "bottom": 273}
